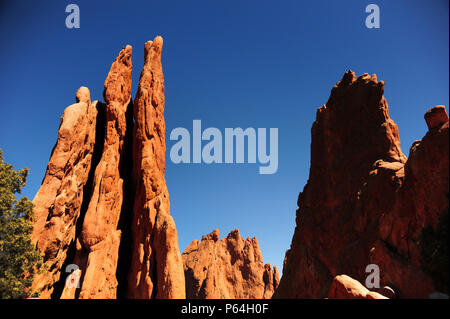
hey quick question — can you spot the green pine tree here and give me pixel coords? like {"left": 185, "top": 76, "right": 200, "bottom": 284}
{"left": 0, "top": 148, "right": 43, "bottom": 299}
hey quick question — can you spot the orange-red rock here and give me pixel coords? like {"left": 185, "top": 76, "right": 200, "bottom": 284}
{"left": 31, "top": 87, "right": 100, "bottom": 298}
{"left": 70, "top": 45, "right": 133, "bottom": 299}
{"left": 32, "top": 39, "right": 187, "bottom": 299}
{"left": 328, "top": 275, "right": 387, "bottom": 299}
{"left": 126, "top": 37, "right": 185, "bottom": 299}
{"left": 424, "top": 105, "right": 448, "bottom": 130}
{"left": 275, "top": 71, "right": 449, "bottom": 299}
{"left": 376, "top": 105, "right": 449, "bottom": 297}
{"left": 183, "top": 229, "right": 279, "bottom": 299}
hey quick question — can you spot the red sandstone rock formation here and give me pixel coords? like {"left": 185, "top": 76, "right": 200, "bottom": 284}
{"left": 182, "top": 229, "right": 279, "bottom": 299}
{"left": 127, "top": 37, "right": 185, "bottom": 299}
{"left": 274, "top": 71, "right": 449, "bottom": 299}
{"left": 31, "top": 87, "right": 100, "bottom": 298}
{"left": 374, "top": 105, "right": 449, "bottom": 298}
{"left": 327, "top": 275, "right": 387, "bottom": 299}
{"left": 69, "top": 45, "right": 133, "bottom": 299}
{"left": 32, "top": 37, "right": 185, "bottom": 299}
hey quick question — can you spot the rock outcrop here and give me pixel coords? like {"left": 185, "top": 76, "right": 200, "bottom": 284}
{"left": 127, "top": 37, "right": 185, "bottom": 299}
{"left": 274, "top": 71, "right": 449, "bottom": 298}
{"left": 182, "top": 229, "right": 279, "bottom": 299}
{"left": 31, "top": 87, "right": 100, "bottom": 298}
{"left": 31, "top": 37, "right": 185, "bottom": 299}
{"left": 69, "top": 45, "right": 133, "bottom": 299}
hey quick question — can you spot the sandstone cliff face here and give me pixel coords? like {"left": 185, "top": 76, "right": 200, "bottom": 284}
{"left": 182, "top": 229, "right": 279, "bottom": 299}
{"left": 275, "top": 71, "right": 449, "bottom": 298}
{"left": 32, "top": 37, "right": 185, "bottom": 299}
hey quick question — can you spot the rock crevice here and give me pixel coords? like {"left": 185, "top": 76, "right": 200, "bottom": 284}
{"left": 32, "top": 37, "right": 185, "bottom": 299}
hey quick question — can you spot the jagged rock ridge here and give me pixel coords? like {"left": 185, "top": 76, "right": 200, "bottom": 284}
{"left": 274, "top": 71, "right": 449, "bottom": 298}
{"left": 182, "top": 229, "right": 280, "bottom": 299}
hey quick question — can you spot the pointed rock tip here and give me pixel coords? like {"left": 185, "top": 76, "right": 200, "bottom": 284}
{"left": 424, "top": 105, "right": 449, "bottom": 130}
{"left": 357, "top": 73, "right": 371, "bottom": 81}
{"left": 371, "top": 73, "right": 378, "bottom": 82}
{"left": 75, "top": 86, "right": 90, "bottom": 104}
{"left": 144, "top": 40, "right": 153, "bottom": 52}
{"left": 114, "top": 44, "right": 132, "bottom": 67}
{"left": 356, "top": 72, "right": 382, "bottom": 87}
{"left": 145, "top": 36, "right": 163, "bottom": 52}
{"left": 120, "top": 44, "right": 132, "bottom": 56}
{"left": 227, "top": 229, "right": 241, "bottom": 239}
{"left": 338, "top": 70, "right": 356, "bottom": 86}
{"left": 202, "top": 228, "right": 219, "bottom": 242}
{"left": 153, "top": 35, "right": 163, "bottom": 46}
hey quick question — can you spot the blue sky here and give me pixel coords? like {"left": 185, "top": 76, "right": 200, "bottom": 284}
{"left": 0, "top": 0, "right": 448, "bottom": 274}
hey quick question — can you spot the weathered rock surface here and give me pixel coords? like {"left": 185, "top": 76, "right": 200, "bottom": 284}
{"left": 375, "top": 105, "right": 449, "bottom": 298}
{"left": 68, "top": 45, "right": 133, "bottom": 299}
{"left": 32, "top": 37, "right": 185, "bottom": 299}
{"left": 424, "top": 105, "right": 448, "bottom": 130}
{"left": 327, "top": 275, "right": 387, "bottom": 299}
{"left": 183, "top": 229, "right": 279, "bottom": 299}
{"left": 31, "top": 87, "right": 100, "bottom": 298}
{"left": 275, "top": 71, "right": 449, "bottom": 299}
{"left": 127, "top": 37, "right": 185, "bottom": 299}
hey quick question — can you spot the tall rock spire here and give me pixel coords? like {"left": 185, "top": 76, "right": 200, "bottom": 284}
{"left": 31, "top": 87, "right": 100, "bottom": 298}
{"left": 182, "top": 229, "right": 280, "bottom": 299}
{"left": 32, "top": 39, "right": 187, "bottom": 299}
{"left": 62, "top": 45, "right": 133, "bottom": 299}
{"left": 274, "top": 71, "right": 448, "bottom": 298}
{"left": 127, "top": 36, "right": 185, "bottom": 299}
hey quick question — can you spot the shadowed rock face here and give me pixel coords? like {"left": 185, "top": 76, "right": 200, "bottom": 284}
{"left": 31, "top": 87, "right": 99, "bottom": 299}
{"left": 32, "top": 37, "right": 185, "bottom": 299}
{"left": 275, "top": 71, "right": 449, "bottom": 299}
{"left": 69, "top": 45, "right": 133, "bottom": 299}
{"left": 182, "top": 229, "right": 279, "bottom": 299}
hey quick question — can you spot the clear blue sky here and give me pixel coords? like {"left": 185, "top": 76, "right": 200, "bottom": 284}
{"left": 0, "top": 0, "right": 448, "bottom": 274}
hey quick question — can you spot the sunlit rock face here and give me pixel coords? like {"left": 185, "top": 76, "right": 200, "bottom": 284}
{"left": 183, "top": 229, "right": 279, "bottom": 299}
{"left": 32, "top": 37, "right": 185, "bottom": 299}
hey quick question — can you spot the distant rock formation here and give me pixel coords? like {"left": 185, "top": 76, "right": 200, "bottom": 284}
{"left": 274, "top": 71, "right": 449, "bottom": 298}
{"left": 182, "top": 229, "right": 279, "bottom": 299}
{"left": 31, "top": 37, "right": 185, "bottom": 299}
